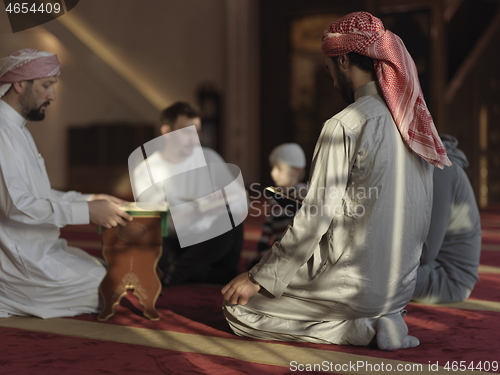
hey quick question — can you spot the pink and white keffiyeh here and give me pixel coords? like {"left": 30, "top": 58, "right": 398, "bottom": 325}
{"left": 322, "top": 12, "right": 451, "bottom": 168}
{"left": 0, "top": 48, "right": 60, "bottom": 96}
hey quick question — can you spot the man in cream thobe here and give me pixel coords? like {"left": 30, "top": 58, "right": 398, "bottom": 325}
{"left": 224, "top": 81, "right": 433, "bottom": 346}
{"left": 222, "top": 12, "right": 450, "bottom": 350}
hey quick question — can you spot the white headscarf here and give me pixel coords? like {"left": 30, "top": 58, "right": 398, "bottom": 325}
{"left": 0, "top": 48, "right": 60, "bottom": 96}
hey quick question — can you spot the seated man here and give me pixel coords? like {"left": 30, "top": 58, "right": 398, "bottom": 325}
{"left": 222, "top": 12, "right": 451, "bottom": 350}
{"left": 412, "top": 135, "right": 481, "bottom": 304}
{"left": 0, "top": 49, "right": 132, "bottom": 319}
{"left": 132, "top": 102, "right": 244, "bottom": 286}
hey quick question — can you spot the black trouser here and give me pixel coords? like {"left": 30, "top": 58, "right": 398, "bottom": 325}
{"left": 159, "top": 223, "right": 244, "bottom": 286}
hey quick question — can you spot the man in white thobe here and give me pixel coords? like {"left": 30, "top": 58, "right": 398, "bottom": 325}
{"left": 0, "top": 49, "right": 132, "bottom": 319}
{"left": 222, "top": 12, "right": 451, "bottom": 350}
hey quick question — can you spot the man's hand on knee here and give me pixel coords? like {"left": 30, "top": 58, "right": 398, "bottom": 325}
{"left": 221, "top": 272, "right": 261, "bottom": 305}
{"left": 88, "top": 200, "right": 133, "bottom": 229}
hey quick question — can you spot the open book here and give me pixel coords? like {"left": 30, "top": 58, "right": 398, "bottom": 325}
{"left": 265, "top": 186, "right": 303, "bottom": 214}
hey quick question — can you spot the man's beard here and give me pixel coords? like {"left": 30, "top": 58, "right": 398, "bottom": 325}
{"left": 19, "top": 87, "right": 48, "bottom": 121}
{"left": 25, "top": 103, "right": 49, "bottom": 121}
{"left": 332, "top": 58, "right": 355, "bottom": 105}
{"left": 336, "top": 69, "right": 355, "bottom": 105}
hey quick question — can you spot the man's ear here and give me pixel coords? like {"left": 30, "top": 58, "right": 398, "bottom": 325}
{"left": 160, "top": 124, "right": 171, "bottom": 135}
{"left": 11, "top": 81, "right": 29, "bottom": 94}
{"left": 337, "top": 54, "right": 349, "bottom": 70}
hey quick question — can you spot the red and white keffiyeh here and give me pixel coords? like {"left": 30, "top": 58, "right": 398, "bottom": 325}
{"left": 0, "top": 48, "right": 60, "bottom": 96}
{"left": 322, "top": 12, "right": 451, "bottom": 168}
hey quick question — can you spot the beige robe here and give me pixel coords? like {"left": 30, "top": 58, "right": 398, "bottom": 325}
{"left": 224, "top": 81, "right": 433, "bottom": 346}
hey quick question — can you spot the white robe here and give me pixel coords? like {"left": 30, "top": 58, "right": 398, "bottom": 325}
{"left": 224, "top": 82, "right": 433, "bottom": 346}
{"left": 0, "top": 100, "right": 105, "bottom": 319}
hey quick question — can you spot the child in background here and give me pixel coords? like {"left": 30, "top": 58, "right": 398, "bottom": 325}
{"left": 250, "top": 143, "right": 307, "bottom": 268}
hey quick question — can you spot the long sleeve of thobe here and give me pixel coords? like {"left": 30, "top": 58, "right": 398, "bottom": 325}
{"left": 0, "top": 128, "right": 89, "bottom": 227}
{"left": 252, "top": 119, "right": 354, "bottom": 297}
{"left": 50, "top": 189, "right": 93, "bottom": 202}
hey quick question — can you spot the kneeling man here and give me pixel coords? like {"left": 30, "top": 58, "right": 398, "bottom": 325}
{"left": 222, "top": 12, "right": 451, "bottom": 350}
{"left": 0, "top": 49, "right": 132, "bottom": 319}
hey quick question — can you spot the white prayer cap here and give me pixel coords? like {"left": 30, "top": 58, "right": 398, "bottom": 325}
{"left": 269, "top": 143, "right": 306, "bottom": 168}
{"left": 0, "top": 48, "right": 60, "bottom": 96}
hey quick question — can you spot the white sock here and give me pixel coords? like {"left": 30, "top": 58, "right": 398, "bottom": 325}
{"left": 376, "top": 313, "right": 419, "bottom": 351}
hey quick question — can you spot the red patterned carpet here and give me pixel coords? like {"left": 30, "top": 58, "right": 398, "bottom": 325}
{"left": 0, "top": 205, "right": 499, "bottom": 375}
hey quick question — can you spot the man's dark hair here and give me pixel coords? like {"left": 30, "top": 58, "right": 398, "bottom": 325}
{"left": 159, "top": 101, "right": 201, "bottom": 126}
{"left": 332, "top": 52, "right": 375, "bottom": 77}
